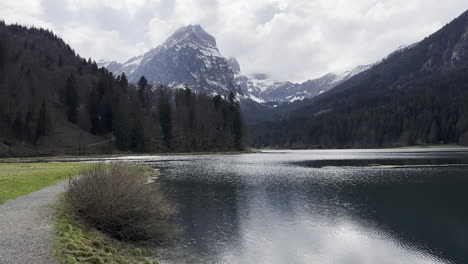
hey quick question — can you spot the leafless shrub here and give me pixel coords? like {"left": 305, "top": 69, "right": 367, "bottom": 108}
{"left": 66, "top": 162, "right": 175, "bottom": 241}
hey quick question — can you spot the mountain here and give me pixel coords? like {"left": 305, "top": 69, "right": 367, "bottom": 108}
{"left": 0, "top": 22, "right": 113, "bottom": 156}
{"left": 0, "top": 22, "right": 246, "bottom": 157}
{"left": 99, "top": 25, "right": 242, "bottom": 96}
{"left": 100, "top": 25, "right": 371, "bottom": 105}
{"left": 262, "top": 64, "right": 371, "bottom": 103}
{"left": 250, "top": 9, "right": 468, "bottom": 148}
{"left": 227, "top": 56, "right": 371, "bottom": 103}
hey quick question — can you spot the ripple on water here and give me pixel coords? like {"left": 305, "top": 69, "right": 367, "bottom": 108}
{"left": 49, "top": 149, "right": 468, "bottom": 263}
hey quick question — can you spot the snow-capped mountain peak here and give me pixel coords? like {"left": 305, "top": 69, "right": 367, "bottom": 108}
{"left": 163, "top": 24, "right": 217, "bottom": 50}
{"left": 98, "top": 24, "right": 242, "bottom": 96}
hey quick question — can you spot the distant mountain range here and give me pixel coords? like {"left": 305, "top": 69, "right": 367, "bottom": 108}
{"left": 99, "top": 25, "right": 375, "bottom": 104}
{"left": 229, "top": 57, "right": 372, "bottom": 103}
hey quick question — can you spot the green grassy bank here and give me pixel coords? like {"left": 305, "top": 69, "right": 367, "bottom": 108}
{"left": 0, "top": 162, "right": 91, "bottom": 204}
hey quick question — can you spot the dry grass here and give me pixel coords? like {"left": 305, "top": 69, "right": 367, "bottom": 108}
{"left": 66, "top": 163, "right": 175, "bottom": 241}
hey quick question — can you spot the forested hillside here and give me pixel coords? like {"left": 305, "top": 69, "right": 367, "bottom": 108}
{"left": 0, "top": 22, "right": 244, "bottom": 157}
{"left": 250, "top": 10, "right": 468, "bottom": 149}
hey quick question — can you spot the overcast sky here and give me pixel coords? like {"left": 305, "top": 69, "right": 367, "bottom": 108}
{"left": 1, "top": 0, "right": 468, "bottom": 82}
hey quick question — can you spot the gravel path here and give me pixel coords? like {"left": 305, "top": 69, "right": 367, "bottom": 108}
{"left": 0, "top": 180, "right": 69, "bottom": 264}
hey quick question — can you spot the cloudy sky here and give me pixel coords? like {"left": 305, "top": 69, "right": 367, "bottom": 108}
{"left": 1, "top": 0, "right": 468, "bottom": 82}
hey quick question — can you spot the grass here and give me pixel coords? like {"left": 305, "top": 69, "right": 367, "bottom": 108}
{"left": 0, "top": 162, "right": 92, "bottom": 204}
{"left": 54, "top": 203, "right": 158, "bottom": 264}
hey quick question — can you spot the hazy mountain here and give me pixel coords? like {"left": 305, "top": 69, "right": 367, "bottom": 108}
{"left": 228, "top": 56, "right": 371, "bottom": 103}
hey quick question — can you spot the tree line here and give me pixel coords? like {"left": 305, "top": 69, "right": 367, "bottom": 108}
{"left": 88, "top": 72, "right": 245, "bottom": 153}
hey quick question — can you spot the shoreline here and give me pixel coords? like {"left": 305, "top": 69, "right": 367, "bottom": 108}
{"left": 0, "top": 150, "right": 259, "bottom": 163}
{"left": 1, "top": 145, "right": 467, "bottom": 163}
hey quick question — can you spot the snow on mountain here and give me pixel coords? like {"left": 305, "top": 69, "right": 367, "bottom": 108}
{"left": 227, "top": 58, "right": 241, "bottom": 75}
{"left": 97, "top": 60, "right": 123, "bottom": 74}
{"left": 228, "top": 56, "right": 373, "bottom": 103}
{"left": 98, "top": 24, "right": 383, "bottom": 104}
{"left": 98, "top": 25, "right": 242, "bottom": 96}
{"left": 226, "top": 43, "right": 421, "bottom": 104}
{"left": 334, "top": 64, "right": 372, "bottom": 83}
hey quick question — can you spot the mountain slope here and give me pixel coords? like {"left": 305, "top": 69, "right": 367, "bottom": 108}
{"left": 0, "top": 22, "right": 114, "bottom": 156}
{"left": 250, "top": 9, "right": 468, "bottom": 148}
{"left": 100, "top": 25, "right": 242, "bottom": 96}
{"left": 323, "top": 12, "right": 468, "bottom": 99}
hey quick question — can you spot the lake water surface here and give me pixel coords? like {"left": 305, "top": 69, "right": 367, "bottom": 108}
{"left": 62, "top": 149, "right": 468, "bottom": 263}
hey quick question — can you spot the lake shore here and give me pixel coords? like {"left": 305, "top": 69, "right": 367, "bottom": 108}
{"left": 0, "top": 150, "right": 259, "bottom": 163}
{"left": 0, "top": 163, "right": 163, "bottom": 264}
{"left": 3, "top": 146, "right": 468, "bottom": 164}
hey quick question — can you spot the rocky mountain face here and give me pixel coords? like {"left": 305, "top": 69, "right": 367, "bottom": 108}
{"left": 99, "top": 25, "right": 242, "bottom": 96}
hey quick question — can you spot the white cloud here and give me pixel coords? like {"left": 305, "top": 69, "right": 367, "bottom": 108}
{"left": 1, "top": 0, "right": 468, "bottom": 82}
{"left": 65, "top": 0, "right": 159, "bottom": 17}
{"left": 147, "top": 17, "right": 181, "bottom": 46}
{"left": 0, "top": 0, "right": 52, "bottom": 29}
{"left": 58, "top": 23, "right": 144, "bottom": 61}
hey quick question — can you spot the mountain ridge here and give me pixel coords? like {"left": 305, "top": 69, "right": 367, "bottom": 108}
{"left": 250, "top": 9, "right": 468, "bottom": 148}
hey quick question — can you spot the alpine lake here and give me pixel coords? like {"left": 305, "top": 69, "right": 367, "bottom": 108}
{"left": 54, "top": 148, "right": 468, "bottom": 264}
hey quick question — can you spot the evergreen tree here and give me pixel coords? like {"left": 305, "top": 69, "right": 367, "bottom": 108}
{"left": 137, "top": 76, "right": 148, "bottom": 106}
{"left": 88, "top": 88, "right": 100, "bottom": 134}
{"left": 119, "top": 73, "right": 129, "bottom": 92}
{"left": 131, "top": 113, "right": 145, "bottom": 152}
{"left": 0, "top": 33, "right": 7, "bottom": 70}
{"left": 137, "top": 75, "right": 148, "bottom": 88}
{"left": 65, "top": 74, "right": 79, "bottom": 123}
{"left": 228, "top": 92, "right": 244, "bottom": 149}
{"left": 13, "top": 113, "right": 24, "bottom": 140}
{"left": 429, "top": 120, "right": 440, "bottom": 143}
{"left": 159, "top": 88, "right": 172, "bottom": 149}
{"left": 36, "top": 100, "right": 47, "bottom": 142}
{"left": 113, "top": 104, "right": 131, "bottom": 150}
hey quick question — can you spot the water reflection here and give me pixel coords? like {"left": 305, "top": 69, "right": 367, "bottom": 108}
{"left": 45, "top": 149, "right": 468, "bottom": 263}
{"left": 135, "top": 149, "right": 468, "bottom": 264}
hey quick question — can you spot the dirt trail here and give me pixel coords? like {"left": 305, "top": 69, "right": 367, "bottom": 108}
{"left": 0, "top": 180, "right": 68, "bottom": 264}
